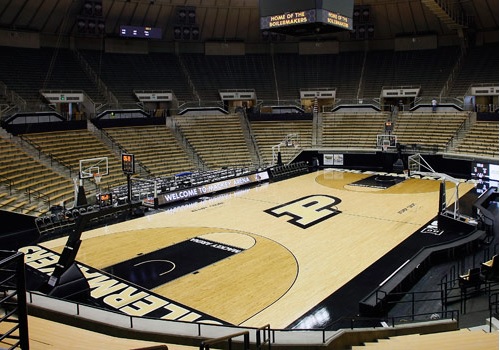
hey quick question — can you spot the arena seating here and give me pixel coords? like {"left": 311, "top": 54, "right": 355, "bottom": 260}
{"left": 269, "top": 161, "right": 309, "bottom": 181}
{"left": 0, "top": 45, "right": 496, "bottom": 115}
{"left": 0, "top": 137, "right": 73, "bottom": 214}
{"left": 250, "top": 119, "right": 313, "bottom": 166}
{"left": 0, "top": 43, "right": 497, "bottom": 221}
{"left": 21, "top": 129, "right": 127, "bottom": 191}
{"left": 321, "top": 113, "right": 388, "bottom": 149}
{"left": 452, "top": 121, "right": 499, "bottom": 158}
{"left": 80, "top": 50, "right": 194, "bottom": 105}
{"left": 172, "top": 114, "right": 253, "bottom": 169}
{"left": 0, "top": 46, "right": 105, "bottom": 108}
{"left": 104, "top": 125, "right": 195, "bottom": 177}
{"left": 362, "top": 47, "right": 461, "bottom": 99}
{"left": 180, "top": 53, "right": 277, "bottom": 101}
{"left": 448, "top": 43, "right": 500, "bottom": 97}
{"left": 392, "top": 112, "right": 468, "bottom": 152}
{"left": 273, "top": 52, "right": 364, "bottom": 100}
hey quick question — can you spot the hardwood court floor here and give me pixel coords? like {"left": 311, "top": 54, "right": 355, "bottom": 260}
{"left": 40, "top": 170, "right": 475, "bottom": 330}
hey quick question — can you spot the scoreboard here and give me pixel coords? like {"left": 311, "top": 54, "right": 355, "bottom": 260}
{"left": 120, "top": 25, "right": 162, "bottom": 39}
{"left": 259, "top": 0, "right": 353, "bottom": 36}
{"left": 121, "top": 153, "right": 135, "bottom": 174}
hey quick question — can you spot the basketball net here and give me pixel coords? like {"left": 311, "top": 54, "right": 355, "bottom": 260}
{"left": 93, "top": 173, "right": 102, "bottom": 184}
{"left": 382, "top": 139, "right": 390, "bottom": 152}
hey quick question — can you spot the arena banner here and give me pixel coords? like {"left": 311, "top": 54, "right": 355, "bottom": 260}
{"left": 156, "top": 171, "right": 269, "bottom": 206}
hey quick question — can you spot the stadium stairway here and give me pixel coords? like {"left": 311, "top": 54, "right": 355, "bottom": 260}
{"left": 352, "top": 323, "right": 498, "bottom": 349}
{"left": 236, "top": 110, "right": 262, "bottom": 168}
{"left": 444, "top": 112, "right": 475, "bottom": 153}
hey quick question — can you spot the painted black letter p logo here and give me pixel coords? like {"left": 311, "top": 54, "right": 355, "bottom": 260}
{"left": 265, "top": 195, "right": 342, "bottom": 229}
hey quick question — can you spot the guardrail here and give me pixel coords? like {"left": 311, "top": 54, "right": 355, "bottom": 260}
{"left": 26, "top": 290, "right": 465, "bottom": 348}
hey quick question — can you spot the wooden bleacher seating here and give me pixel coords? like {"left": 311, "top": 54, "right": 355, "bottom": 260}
{"left": 105, "top": 125, "right": 195, "bottom": 177}
{"left": 363, "top": 47, "right": 461, "bottom": 99}
{"left": 453, "top": 121, "right": 499, "bottom": 159}
{"left": 273, "top": 52, "right": 364, "bottom": 100}
{"left": 180, "top": 53, "right": 276, "bottom": 101}
{"left": 0, "top": 46, "right": 105, "bottom": 109}
{"left": 251, "top": 119, "right": 312, "bottom": 166}
{"left": 448, "top": 43, "right": 499, "bottom": 97}
{"left": 173, "top": 114, "right": 253, "bottom": 170}
{"left": 321, "top": 113, "right": 388, "bottom": 149}
{"left": 22, "top": 129, "right": 127, "bottom": 191}
{"left": 82, "top": 50, "right": 194, "bottom": 104}
{"left": 0, "top": 137, "right": 73, "bottom": 213}
{"left": 393, "top": 112, "right": 468, "bottom": 152}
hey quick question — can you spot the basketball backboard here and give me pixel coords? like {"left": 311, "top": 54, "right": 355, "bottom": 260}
{"left": 376, "top": 134, "right": 397, "bottom": 149}
{"left": 79, "top": 156, "right": 109, "bottom": 179}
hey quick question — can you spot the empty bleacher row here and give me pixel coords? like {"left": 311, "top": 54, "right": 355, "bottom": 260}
{"left": 0, "top": 137, "right": 73, "bottom": 214}
{"left": 448, "top": 43, "right": 500, "bottom": 98}
{"left": 322, "top": 113, "right": 389, "bottom": 149}
{"left": 0, "top": 108, "right": 497, "bottom": 218}
{"left": 251, "top": 119, "right": 313, "bottom": 166}
{"left": 0, "top": 44, "right": 497, "bottom": 114}
{"left": 180, "top": 53, "right": 277, "bottom": 101}
{"left": 80, "top": 51, "right": 194, "bottom": 105}
{"left": 452, "top": 121, "right": 499, "bottom": 158}
{"left": 269, "top": 161, "right": 309, "bottom": 181}
{"left": 362, "top": 47, "right": 461, "bottom": 98}
{"left": 273, "top": 52, "right": 365, "bottom": 100}
{"left": 172, "top": 114, "right": 254, "bottom": 169}
{"left": 104, "top": 125, "right": 195, "bottom": 177}
{"left": 393, "top": 112, "right": 469, "bottom": 152}
{"left": 0, "top": 46, "right": 106, "bottom": 108}
{"left": 21, "top": 129, "right": 127, "bottom": 191}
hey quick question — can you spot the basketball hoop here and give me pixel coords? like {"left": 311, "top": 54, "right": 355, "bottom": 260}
{"left": 93, "top": 173, "right": 102, "bottom": 184}
{"left": 382, "top": 139, "right": 390, "bottom": 152}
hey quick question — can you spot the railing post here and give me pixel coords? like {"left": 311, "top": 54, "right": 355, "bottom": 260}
{"left": 16, "top": 252, "right": 30, "bottom": 350}
{"left": 411, "top": 292, "right": 415, "bottom": 321}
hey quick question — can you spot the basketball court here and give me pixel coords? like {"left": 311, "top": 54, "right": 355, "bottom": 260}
{"left": 28, "top": 169, "right": 476, "bottom": 330}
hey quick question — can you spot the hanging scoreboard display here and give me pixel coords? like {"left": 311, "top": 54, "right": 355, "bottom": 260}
{"left": 259, "top": 0, "right": 354, "bottom": 36}
{"left": 119, "top": 25, "right": 162, "bottom": 39}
